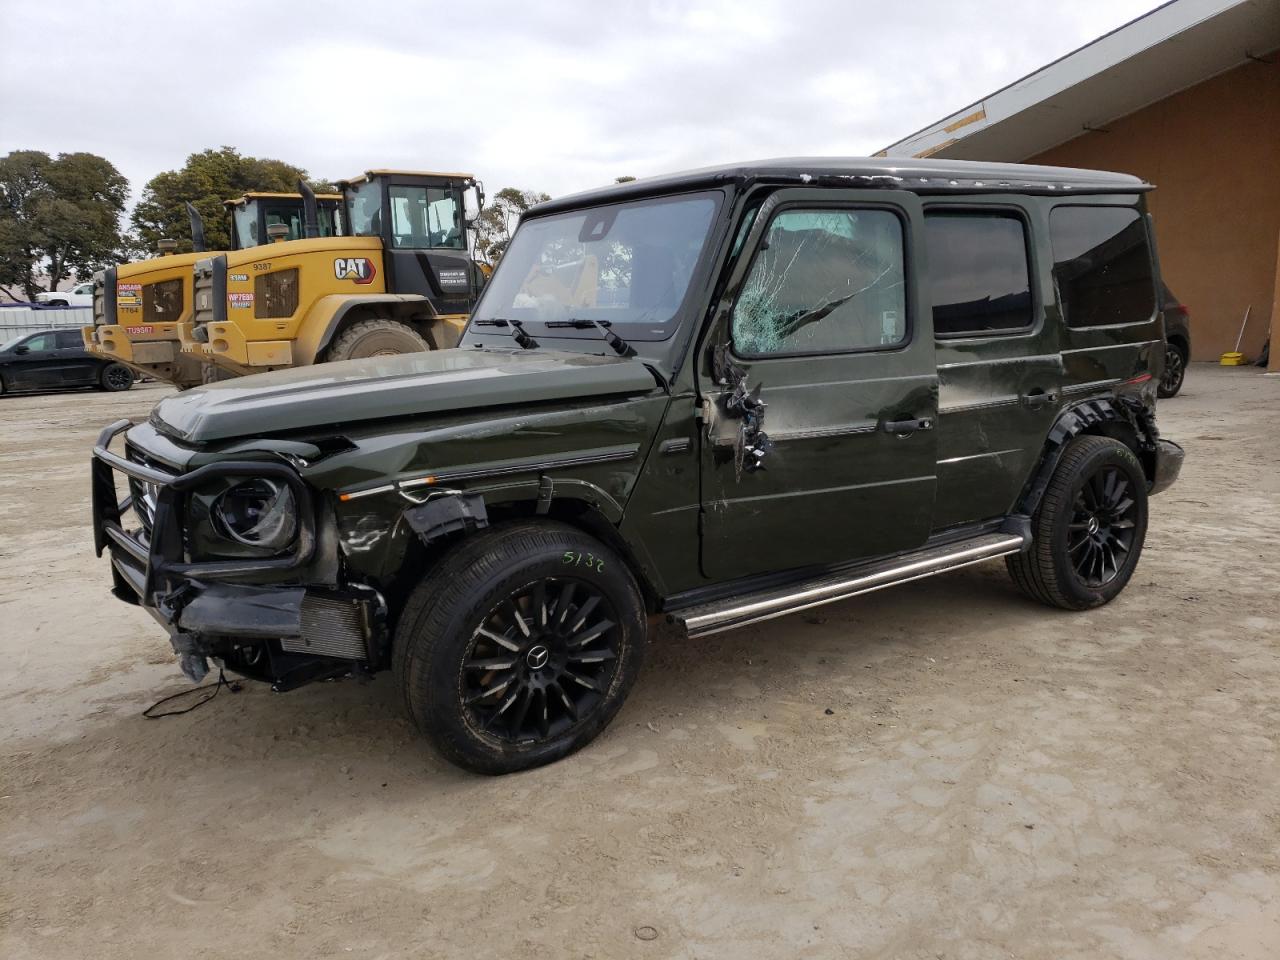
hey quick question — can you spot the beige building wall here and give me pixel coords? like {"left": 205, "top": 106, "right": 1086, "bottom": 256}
{"left": 1028, "top": 56, "right": 1280, "bottom": 365}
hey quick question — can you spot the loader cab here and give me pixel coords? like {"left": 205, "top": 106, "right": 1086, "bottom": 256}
{"left": 225, "top": 192, "right": 344, "bottom": 250}
{"left": 339, "top": 170, "right": 486, "bottom": 311}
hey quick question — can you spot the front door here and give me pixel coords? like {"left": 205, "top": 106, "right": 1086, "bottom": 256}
{"left": 8, "top": 332, "right": 64, "bottom": 389}
{"left": 699, "top": 189, "right": 938, "bottom": 582}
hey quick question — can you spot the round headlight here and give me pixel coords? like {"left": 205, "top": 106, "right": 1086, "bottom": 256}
{"left": 212, "top": 478, "right": 297, "bottom": 550}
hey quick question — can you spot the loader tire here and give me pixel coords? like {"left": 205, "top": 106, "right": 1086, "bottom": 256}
{"left": 326, "top": 319, "right": 431, "bottom": 362}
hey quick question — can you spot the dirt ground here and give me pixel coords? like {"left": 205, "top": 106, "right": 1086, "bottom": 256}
{"left": 1, "top": 364, "right": 1278, "bottom": 959}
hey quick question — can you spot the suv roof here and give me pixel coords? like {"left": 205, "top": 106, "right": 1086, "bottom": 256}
{"left": 535, "top": 156, "right": 1151, "bottom": 215}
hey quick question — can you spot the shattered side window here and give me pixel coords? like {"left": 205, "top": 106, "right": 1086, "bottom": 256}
{"left": 732, "top": 208, "right": 906, "bottom": 356}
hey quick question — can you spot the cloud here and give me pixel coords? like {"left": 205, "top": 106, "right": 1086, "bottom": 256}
{"left": 0, "top": 0, "right": 1162, "bottom": 204}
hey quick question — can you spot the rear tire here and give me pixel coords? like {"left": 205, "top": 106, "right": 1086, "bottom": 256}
{"left": 394, "top": 521, "right": 647, "bottom": 774}
{"left": 99, "top": 362, "right": 134, "bottom": 392}
{"left": 326, "top": 318, "right": 430, "bottom": 362}
{"left": 1157, "top": 343, "right": 1187, "bottom": 398}
{"left": 1007, "top": 435, "right": 1148, "bottom": 610}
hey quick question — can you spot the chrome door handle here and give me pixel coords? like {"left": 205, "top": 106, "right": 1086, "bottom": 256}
{"left": 1021, "top": 389, "right": 1058, "bottom": 409}
{"left": 880, "top": 417, "right": 933, "bottom": 435}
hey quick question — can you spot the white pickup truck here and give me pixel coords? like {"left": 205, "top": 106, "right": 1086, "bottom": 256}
{"left": 35, "top": 281, "right": 95, "bottom": 307}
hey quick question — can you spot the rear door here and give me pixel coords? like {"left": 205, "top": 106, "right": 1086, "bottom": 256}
{"left": 925, "top": 200, "right": 1063, "bottom": 530}
{"left": 698, "top": 189, "right": 937, "bottom": 582}
{"left": 54, "top": 329, "right": 97, "bottom": 385}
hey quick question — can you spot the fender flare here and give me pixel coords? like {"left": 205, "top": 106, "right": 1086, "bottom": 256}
{"left": 1016, "top": 397, "right": 1155, "bottom": 517}
{"left": 293, "top": 294, "right": 437, "bottom": 365}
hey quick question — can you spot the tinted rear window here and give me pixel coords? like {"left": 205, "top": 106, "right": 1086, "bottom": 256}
{"left": 1050, "top": 207, "right": 1155, "bottom": 327}
{"left": 925, "top": 213, "right": 1032, "bottom": 336}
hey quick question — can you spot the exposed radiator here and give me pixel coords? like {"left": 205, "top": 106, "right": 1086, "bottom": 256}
{"left": 284, "top": 594, "right": 369, "bottom": 660}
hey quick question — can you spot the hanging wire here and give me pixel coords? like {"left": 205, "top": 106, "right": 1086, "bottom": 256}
{"left": 143, "top": 668, "right": 242, "bottom": 719}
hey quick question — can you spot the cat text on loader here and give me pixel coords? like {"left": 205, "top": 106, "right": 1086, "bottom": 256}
{"left": 186, "top": 171, "right": 486, "bottom": 375}
{"left": 85, "top": 192, "right": 342, "bottom": 388}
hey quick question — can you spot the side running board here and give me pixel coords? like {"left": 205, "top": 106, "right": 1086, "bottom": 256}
{"left": 670, "top": 532, "right": 1028, "bottom": 638}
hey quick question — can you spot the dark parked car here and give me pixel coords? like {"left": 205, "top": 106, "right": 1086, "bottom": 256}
{"left": 89, "top": 158, "right": 1183, "bottom": 774}
{"left": 1159, "top": 284, "right": 1191, "bottom": 397}
{"left": 0, "top": 328, "right": 134, "bottom": 394}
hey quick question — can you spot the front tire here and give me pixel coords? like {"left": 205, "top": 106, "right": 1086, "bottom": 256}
{"left": 1158, "top": 343, "right": 1186, "bottom": 398}
{"left": 99, "top": 362, "right": 134, "bottom": 392}
{"left": 395, "top": 521, "right": 647, "bottom": 774}
{"left": 1007, "top": 435, "right": 1148, "bottom": 610}
{"left": 326, "top": 318, "right": 430, "bottom": 362}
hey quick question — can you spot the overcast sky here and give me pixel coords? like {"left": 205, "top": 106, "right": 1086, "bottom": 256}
{"left": 1, "top": 0, "right": 1161, "bottom": 206}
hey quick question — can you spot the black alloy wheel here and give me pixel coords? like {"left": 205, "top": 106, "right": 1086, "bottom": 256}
{"left": 462, "top": 577, "right": 619, "bottom": 744}
{"left": 1067, "top": 466, "right": 1137, "bottom": 588}
{"left": 395, "top": 521, "right": 646, "bottom": 774}
{"left": 101, "top": 363, "right": 135, "bottom": 391}
{"left": 1006, "top": 435, "right": 1148, "bottom": 610}
{"left": 1158, "top": 344, "right": 1186, "bottom": 398}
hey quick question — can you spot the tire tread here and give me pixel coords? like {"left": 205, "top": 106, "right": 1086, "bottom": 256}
{"left": 1006, "top": 435, "right": 1146, "bottom": 610}
{"left": 394, "top": 520, "right": 644, "bottom": 774}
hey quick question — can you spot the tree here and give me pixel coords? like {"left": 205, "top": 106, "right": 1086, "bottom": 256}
{"left": 129, "top": 146, "right": 333, "bottom": 255}
{"left": 0, "top": 150, "right": 129, "bottom": 300}
{"left": 472, "top": 187, "right": 551, "bottom": 267}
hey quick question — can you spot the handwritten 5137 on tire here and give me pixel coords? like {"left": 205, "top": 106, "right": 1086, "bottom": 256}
{"left": 394, "top": 522, "right": 647, "bottom": 774}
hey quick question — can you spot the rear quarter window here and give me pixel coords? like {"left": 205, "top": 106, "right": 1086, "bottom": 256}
{"left": 1050, "top": 206, "right": 1155, "bottom": 327}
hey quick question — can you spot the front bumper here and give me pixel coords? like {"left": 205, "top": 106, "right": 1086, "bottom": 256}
{"left": 1148, "top": 438, "right": 1184, "bottom": 497}
{"left": 92, "top": 420, "right": 384, "bottom": 686}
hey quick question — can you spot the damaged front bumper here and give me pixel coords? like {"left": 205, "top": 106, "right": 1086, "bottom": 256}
{"left": 92, "top": 420, "right": 385, "bottom": 688}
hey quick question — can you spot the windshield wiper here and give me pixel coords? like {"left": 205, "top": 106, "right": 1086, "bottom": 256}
{"left": 545, "top": 318, "right": 635, "bottom": 357}
{"left": 473, "top": 317, "right": 538, "bottom": 349}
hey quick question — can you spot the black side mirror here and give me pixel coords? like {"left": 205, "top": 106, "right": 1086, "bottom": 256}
{"left": 13, "top": 345, "right": 29, "bottom": 355}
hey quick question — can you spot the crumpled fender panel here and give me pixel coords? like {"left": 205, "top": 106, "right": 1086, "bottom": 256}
{"left": 1017, "top": 396, "right": 1156, "bottom": 516}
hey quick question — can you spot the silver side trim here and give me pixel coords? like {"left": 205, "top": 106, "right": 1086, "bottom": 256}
{"left": 673, "top": 532, "right": 1027, "bottom": 638}
{"left": 341, "top": 446, "right": 639, "bottom": 501}
{"left": 937, "top": 448, "right": 1020, "bottom": 465}
{"left": 937, "top": 353, "right": 1060, "bottom": 370}
{"left": 769, "top": 422, "right": 879, "bottom": 442}
{"left": 1060, "top": 339, "right": 1160, "bottom": 354}
{"left": 939, "top": 395, "right": 1020, "bottom": 414}
{"left": 1061, "top": 378, "right": 1123, "bottom": 396}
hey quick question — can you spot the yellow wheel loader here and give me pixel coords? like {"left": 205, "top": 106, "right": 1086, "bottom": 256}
{"left": 186, "top": 171, "right": 488, "bottom": 377}
{"left": 84, "top": 192, "right": 343, "bottom": 388}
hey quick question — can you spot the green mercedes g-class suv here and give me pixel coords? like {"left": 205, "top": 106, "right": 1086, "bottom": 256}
{"left": 91, "top": 158, "right": 1183, "bottom": 773}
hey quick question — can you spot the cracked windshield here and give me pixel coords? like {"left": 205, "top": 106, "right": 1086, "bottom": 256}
{"left": 472, "top": 192, "right": 719, "bottom": 340}
{"left": 733, "top": 208, "right": 905, "bottom": 355}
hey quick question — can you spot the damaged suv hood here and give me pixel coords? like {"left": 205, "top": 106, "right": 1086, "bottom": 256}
{"left": 153, "top": 348, "right": 660, "bottom": 443}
